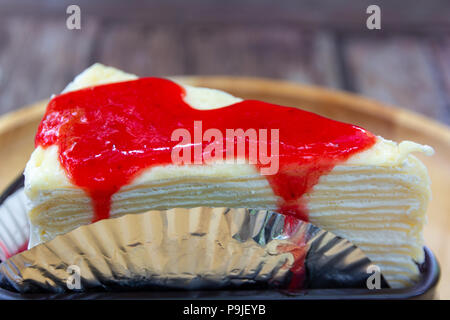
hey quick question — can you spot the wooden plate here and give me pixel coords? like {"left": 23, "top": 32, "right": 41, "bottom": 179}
{"left": 0, "top": 76, "right": 449, "bottom": 299}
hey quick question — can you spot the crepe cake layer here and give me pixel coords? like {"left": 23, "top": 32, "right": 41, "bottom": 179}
{"left": 24, "top": 64, "right": 433, "bottom": 288}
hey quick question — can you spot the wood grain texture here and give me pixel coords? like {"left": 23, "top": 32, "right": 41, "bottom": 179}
{"left": 0, "top": 17, "right": 99, "bottom": 116}
{"left": 432, "top": 36, "right": 450, "bottom": 111}
{"left": 0, "top": 11, "right": 449, "bottom": 124}
{"left": 1, "top": 0, "right": 449, "bottom": 31}
{"left": 0, "top": 77, "right": 449, "bottom": 298}
{"left": 185, "top": 26, "right": 342, "bottom": 88}
{"left": 342, "top": 36, "right": 450, "bottom": 125}
{"left": 94, "top": 24, "right": 186, "bottom": 77}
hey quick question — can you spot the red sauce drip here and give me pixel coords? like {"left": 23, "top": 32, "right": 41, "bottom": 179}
{"left": 276, "top": 241, "right": 308, "bottom": 289}
{"left": 36, "top": 78, "right": 376, "bottom": 222}
{"left": 0, "top": 240, "right": 28, "bottom": 261}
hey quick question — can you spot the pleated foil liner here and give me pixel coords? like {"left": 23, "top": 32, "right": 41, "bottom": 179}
{"left": 0, "top": 186, "right": 29, "bottom": 261}
{"left": 0, "top": 205, "right": 386, "bottom": 293}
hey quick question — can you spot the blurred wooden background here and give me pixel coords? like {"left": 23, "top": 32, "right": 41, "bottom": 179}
{"left": 0, "top": 0, "right": 449, "bottom": 124}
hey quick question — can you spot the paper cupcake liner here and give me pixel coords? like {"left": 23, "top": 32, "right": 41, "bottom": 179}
{"left": 0, "top": 203, "right": 386, "bottom": 293}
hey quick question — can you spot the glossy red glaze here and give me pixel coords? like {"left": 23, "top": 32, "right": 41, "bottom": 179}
{"left": 36, "top": 78, "right": 376, "bottom": 222}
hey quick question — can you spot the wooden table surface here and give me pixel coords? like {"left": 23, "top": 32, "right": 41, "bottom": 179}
{"left": 0, "top": 0, "right": 449, "bottom": 124}
{"left": 0, "top": 0, "right": 449, "bottom": 299}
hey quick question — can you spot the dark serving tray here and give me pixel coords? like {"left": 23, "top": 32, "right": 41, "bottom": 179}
{"left": 0, "top": 175, "right": 441, "bottom": 300}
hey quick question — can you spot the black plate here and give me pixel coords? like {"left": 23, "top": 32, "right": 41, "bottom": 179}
{"left": 0, "top": 174, "right": 441, "bottom": 300}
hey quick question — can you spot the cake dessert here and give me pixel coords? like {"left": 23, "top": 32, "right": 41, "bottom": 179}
{"left": 24, "top": 63, "right": 433, "bottom": 288}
